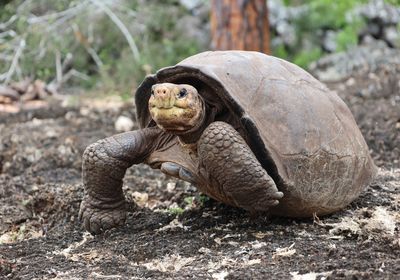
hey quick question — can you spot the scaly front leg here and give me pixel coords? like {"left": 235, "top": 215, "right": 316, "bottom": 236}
{"left": 79, "top": 127, "right": 161, "bottom": 234}
{"left": 198, "top": 121, "right": 284, "bottom": 213}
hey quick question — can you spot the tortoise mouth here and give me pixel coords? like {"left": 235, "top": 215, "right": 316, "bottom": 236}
{"left": 149, "top": 105, "right": 202, "bottom": 132}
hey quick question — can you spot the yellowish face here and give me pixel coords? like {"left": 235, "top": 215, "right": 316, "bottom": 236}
{"left": 148, "top": 83, "right": 203, "bottom": 132}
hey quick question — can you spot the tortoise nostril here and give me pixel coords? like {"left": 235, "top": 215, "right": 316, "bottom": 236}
{"left": 154, "top": 88, "right": 169, "bottom": 98}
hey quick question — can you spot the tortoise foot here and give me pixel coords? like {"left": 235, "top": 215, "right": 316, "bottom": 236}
{"left": 199, "top": 121, "right": 284, "bottom": 212}
{"left": 79, "top": 196, "right": 126, "bottom": 234}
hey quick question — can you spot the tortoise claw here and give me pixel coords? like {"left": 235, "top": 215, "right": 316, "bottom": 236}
{"left": 161, "top": 162, "right": 197, "bottom": 184}
{"left": 79, "top": 197, "right": 126, "bottom": 235}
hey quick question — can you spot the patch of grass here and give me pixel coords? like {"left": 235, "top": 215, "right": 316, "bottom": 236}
{"left": 168, "top": 207, "right": 185, "bottom": 215}
{"left": 183, "top": 196, "right": 194, "bottom": 206}
{"left": 198, "top": 194, "right": 210, "bottom": 206}
{"left": 275, "top": 0, "right": 370, "bottom": 68}
{"left": 293, "top": 47, "right": 323, "bottom": 69}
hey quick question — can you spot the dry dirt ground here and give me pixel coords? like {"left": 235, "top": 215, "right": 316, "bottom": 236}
{"left": 0, "top": 67, "right": 399, "bottom": 278}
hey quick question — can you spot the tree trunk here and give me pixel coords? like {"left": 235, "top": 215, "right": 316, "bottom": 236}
{"left": 210, "top": 0, "right": 270, "bottom": 54}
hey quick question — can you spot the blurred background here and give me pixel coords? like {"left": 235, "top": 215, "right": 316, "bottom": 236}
{"left": 0, "top": 0, "right": 399, "bottom": 100}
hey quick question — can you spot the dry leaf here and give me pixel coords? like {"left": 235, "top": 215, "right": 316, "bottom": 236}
{"left": 142, "top": 254, "right": 195, "bottom": 272}
{"left": 272, "top": 243, "right": 296, "bottom": 259}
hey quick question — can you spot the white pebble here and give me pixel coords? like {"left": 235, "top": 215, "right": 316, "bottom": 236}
{"left": 114, "top": 116, "right": 134, "bottom": 132}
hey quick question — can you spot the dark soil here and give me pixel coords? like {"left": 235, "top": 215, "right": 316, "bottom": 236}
{"left": 1, "top": 65, "right": 399, "bottom": 279}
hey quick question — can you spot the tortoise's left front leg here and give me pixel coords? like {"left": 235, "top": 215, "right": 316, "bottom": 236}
{"left": 198, "top": 121, "right": 283, "bottom": 213}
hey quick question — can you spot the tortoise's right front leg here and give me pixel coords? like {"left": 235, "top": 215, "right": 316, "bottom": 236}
{"left": 79, "top": 127, "right": 161, "bottom": 234}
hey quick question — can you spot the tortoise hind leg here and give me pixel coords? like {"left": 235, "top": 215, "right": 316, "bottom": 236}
{"left": 198, "top": 121, "right": 283, "bottom": 213}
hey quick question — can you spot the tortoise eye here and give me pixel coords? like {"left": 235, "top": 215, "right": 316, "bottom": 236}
{"left": 178, "top": 88, "right": 187, "bottom": 99}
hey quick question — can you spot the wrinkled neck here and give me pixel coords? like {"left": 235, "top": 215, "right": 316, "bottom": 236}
{"left": 177, "top": 97, "right": 210, "bottom": 144}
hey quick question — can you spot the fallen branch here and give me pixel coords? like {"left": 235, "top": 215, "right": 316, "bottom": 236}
{"left": 0, "top": 15, "right": 17, "bottom": 30}
{"left": 48, "top": 68, "right": 90, "bottom": 92}
{"left": 0, "top": 30, "right": 17, "bottom": 39}
{"left": 55, "top": 49, "right": 62, "bottom": 83}
{"left": 71, "top": 23, "right": 103, "bottom": 69}
{"left": 0, "top": 38, "right": 26, "bottom": 84}
{"left": 62, "top": 69, "right": 90, "bottom": 83}
{"left": 26, "top": 1, "right": 90, "bottom": 25}
{"left": 90, "top": 0, "right": 140, "bottom": 62}
{"left": 48, "top": 53, "right": 73, "bottom": 89}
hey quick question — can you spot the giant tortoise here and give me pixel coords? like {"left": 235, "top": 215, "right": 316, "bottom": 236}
{"left": 79, "top": 51, "right": 377, "bottom": 234}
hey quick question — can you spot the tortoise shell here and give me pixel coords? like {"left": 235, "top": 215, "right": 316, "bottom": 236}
{"left": 135, "top": 51, "right": 376, "bottom": 217}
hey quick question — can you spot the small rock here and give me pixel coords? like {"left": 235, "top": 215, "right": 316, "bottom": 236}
{"left": 131, "top": 191, "right": 149, "bottom": 207}
{"left": 345, "top": 77, "right": 356, "bottom": 86}
{"left": 79, "top": 107, "right": 91, "bottom": 116}
{"left": 166, "top": 182, "right": 176, "bottom": 192}
{"left": 212, "top": 271, "right": 229, "bottom": 280}
{"left": 363, "top": 207, "right": 396, "bottom": 236}
{"left": 365, "top": 22, "right": 381, "bottom": 37}
{"left": 322, "top": 30, "right": 337, "bottom": 52}
{"left": 198, "top": 247, "right": 211, "bottom": 254}
{"left": 114, "top": 115, "right": 134, "bottom": 132}
{"left": 64, "top": 111, "right": 78, "bottom": 121}
{"left": 0, "top": 232, "right": 16, "bottom": 244}
{"left": 46, "top": 129, "right": 58, "bottom": 138}
{"left": 179, "top": 0, "right": 202, "bottom": 10}
{"left": 383, "top": 26, "right": 400, "bottom": 48}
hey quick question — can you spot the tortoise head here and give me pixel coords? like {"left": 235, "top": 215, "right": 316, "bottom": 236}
{"left": 148, "top": 83, "right": 204, "bottom": 133}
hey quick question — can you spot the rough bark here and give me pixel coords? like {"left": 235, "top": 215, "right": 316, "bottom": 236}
{"left": 210, "top": 0, "right": 270, "bottom": 54}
